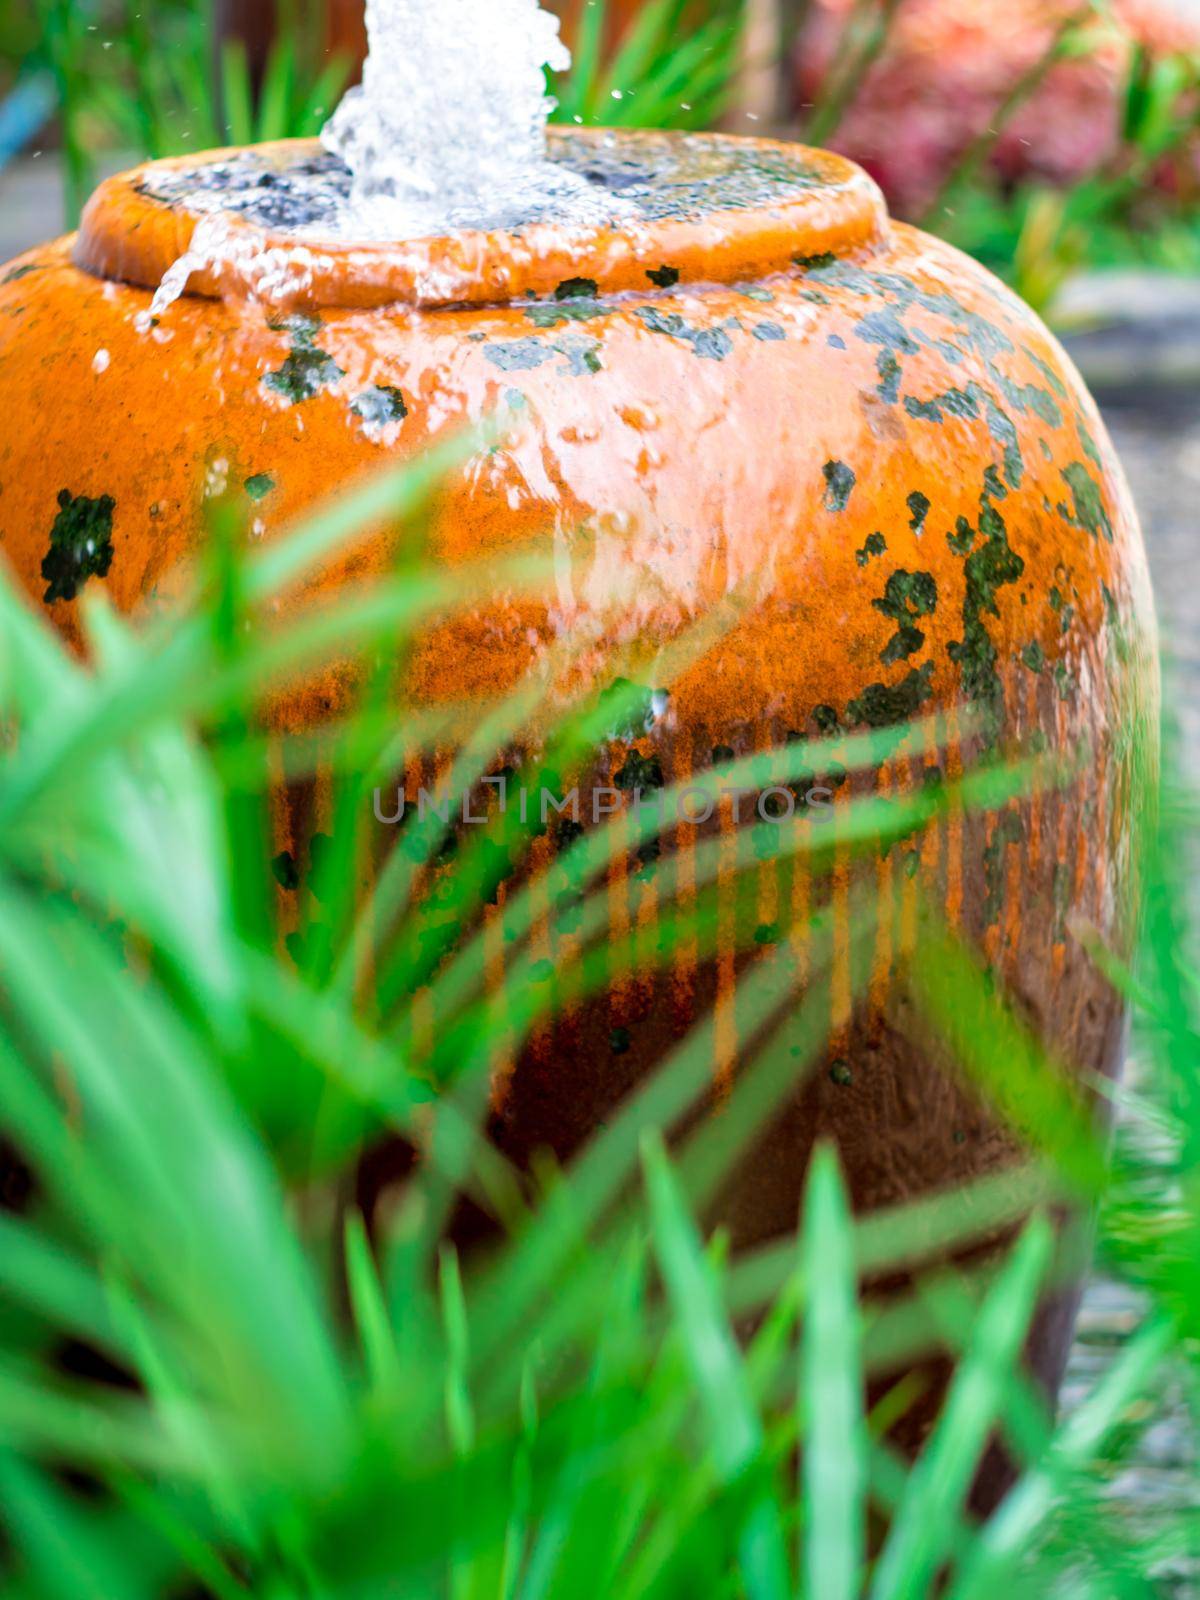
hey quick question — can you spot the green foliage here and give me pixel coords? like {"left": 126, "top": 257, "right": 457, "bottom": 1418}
{"left": 553, "top": 0, "right": 747, "bottom": 132}
{"left": 789, "top": 0, "right": 1200, "bottom": 312}
{"left": 922, "top": 19, "right": 1200, "bottom": 315}
{"left": 0, "top": 433, "right": 1191, "bottom": 1596}
{"left": 803, "top": 0, "right": 902, "bottom": 149}
{"left": 95, "top": 3, "right": 355, "bottom": 161}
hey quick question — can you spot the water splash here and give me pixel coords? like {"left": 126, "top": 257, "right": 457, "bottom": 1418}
{"left": 133, "top": 0, "right": 644, "bottom": 312}
{"left": 143, "top": 210, "right": 329, "bottom": 322}
{"left": 321, "top": 0, "right": 616, "bottom": 238}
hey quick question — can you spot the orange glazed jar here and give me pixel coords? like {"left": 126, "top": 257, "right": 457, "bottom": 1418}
{"left": 0, "top": 129, "right": 1158, "bottom": 1492}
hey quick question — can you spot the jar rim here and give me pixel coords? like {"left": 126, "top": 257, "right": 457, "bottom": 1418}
{"left": 73, "top": 128, "right": 890, "bottom": 311}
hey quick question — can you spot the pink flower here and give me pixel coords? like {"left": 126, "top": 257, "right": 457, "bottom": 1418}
{"left": 795, "top": 0, "right": 1200, "bottom": 217}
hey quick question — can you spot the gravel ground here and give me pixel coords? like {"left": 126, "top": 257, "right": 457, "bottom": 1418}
{"left": 1093, "top": 385, "right": 1200, "bottom": 772}
{"left": 1051, "top": 379, "right": 1200, "bottom": 1594}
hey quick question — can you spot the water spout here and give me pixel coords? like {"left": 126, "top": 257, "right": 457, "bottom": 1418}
{"left": 321, "top": 0, "right": 616, "bottom": 237}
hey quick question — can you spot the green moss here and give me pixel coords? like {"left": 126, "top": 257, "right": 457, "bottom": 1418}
{"left": 1021, "top": 640, "right": 1046, "bottom": 674}
{"left": 873, "top": 568, "right": 938, "bottom": 665}
{"left": 555, "top": 277, "right": 599, "bottom": 301}
{"left": 948, "top": 517, "right": 975, "bottom": 556}
{"left": 947, "top": 493, "right": 1026, "bottom": 727}
{"left": 846, "top": 662, "right": 935, "bottom": 728}
{"left": 1076, "top": 415, "right": 1103, "bottom": 469}
{"left": 352, "top": 386, "right": 409, "bottom": 427}
{"left": 876, "top": 350, "right": 902, "bottom": 404}
{"left": 268, "top": 312, "right": 321, "bottom": 341}
{"left": 822, "top": 459, "right": 856, "bottom": 513}
{"left": 983, "top": 397, "right": 1023, "bottom": 489}
{"left": 525, "top": 297, "right": 609, "bottom": 329}
{"left": 901, "top": 375, "right": 1023, "bottom": 492}
{"left": 556, "top": 817, "right": 585, "bottom": 851}
{"left": 264, "top": 344, "right": 345, "bottom": 402}
{"left": 983, "top": 812, "right": 1024, "bottom": 926}
{"left": 646, "top": 265, "right": 680, "bottom": 288}
{"left": 794, "top": 251, "right": 837, "bottom": 270}
{"left": 856, "top": 308, "right": 920, "bottom": 358}
{"left": 263, "top": 316, "right": 344, "bottom": 404}
{"left": 904, "top": 397, "right": 941, "bottom": 424}
{"left": 907, "top": 491, "right": 931, "bottom": 535}
{"left": 982, "top": 465, "right": 1008, "bottom": 503}
{"left": 904, "top": 385, "right": 980, "bottom": 425}
{"left": 829, "top": 1059, "right": 853, "bottom": 1086}
{"left": 1024, "top": 347, "right": 1068, "bottom": 399}
{"left": 2, "top": 263, "right": 42, "bottom": 284}
{"left": 487, "top": 336, "right": 601, "bottom": 376}
{"left": 41, "top": 489, "right": 116, "bottom": 604}
{"left": 614, "top": 750, "right": 665, "bottom": 793}
{"left": 636, "top": 838, "right": 662, "bottom": 873}
{"left": 486, "top": 339, "right": 552, "bottom": 372}
{"left": 1060, "top": 462, "right": 1113, "bottom": 543}
{"left": 856, "top": 531, "right": 887, "bottom": 568}
{"left": 554, "top": 336, "right": 603, "bottom": 376}
{"left": 271, "top": 851, "right": 300, "bottom": 891}
{"left": 992, "top": 372, "right": 1063, "bottom": 430}
{"left": 635, "top": 307, "right": 735, "bottom": 361}
{"left": 244, "top": 473, "right": 276, "bottom": 502}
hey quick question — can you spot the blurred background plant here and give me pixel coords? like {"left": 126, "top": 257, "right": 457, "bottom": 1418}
{"left": 794, "top": 0, "right": 1200, "bottom": 312}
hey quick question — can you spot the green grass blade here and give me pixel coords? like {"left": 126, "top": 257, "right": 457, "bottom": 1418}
{"left": 440, "top": 1245, "right": 476, "bottom": 1457}
{"left": 948, "top": 1317, "right": 1177, "bottom": 1600}
{"left": 0, "top": 1452, "right": 155, "bottom": 1600}
{"left": 220, "top": 40, "right": 255, "bottom": 146}
{"left": 345, "top": 1210, "right": 401, "bottom": 1391}
{"left": 255, "top": 38, "right": 296, "bottom": 143}
{"left": 800, "top": 1146, "right": 866, "bottom": 1600}
{"left": 870, "top": 1215, "right": 1055, "bottom": 1600}
{"left": 643, "top": 1133, "right": 790, "bottom": 1600}
{"left": 0, "top": 1214, "right": 123, "bottom": 1356}
{"left": 556, "top": 0, "right": 608, "bottom": 122}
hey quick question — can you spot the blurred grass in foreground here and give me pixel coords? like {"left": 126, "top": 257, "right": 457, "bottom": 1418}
{"left": 0, "top": 440, "right": 1192, "bottom": 1598}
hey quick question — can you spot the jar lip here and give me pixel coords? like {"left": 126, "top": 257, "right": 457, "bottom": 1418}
{"left": 73, "top": 129, "right": 890, "bottom": 312}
